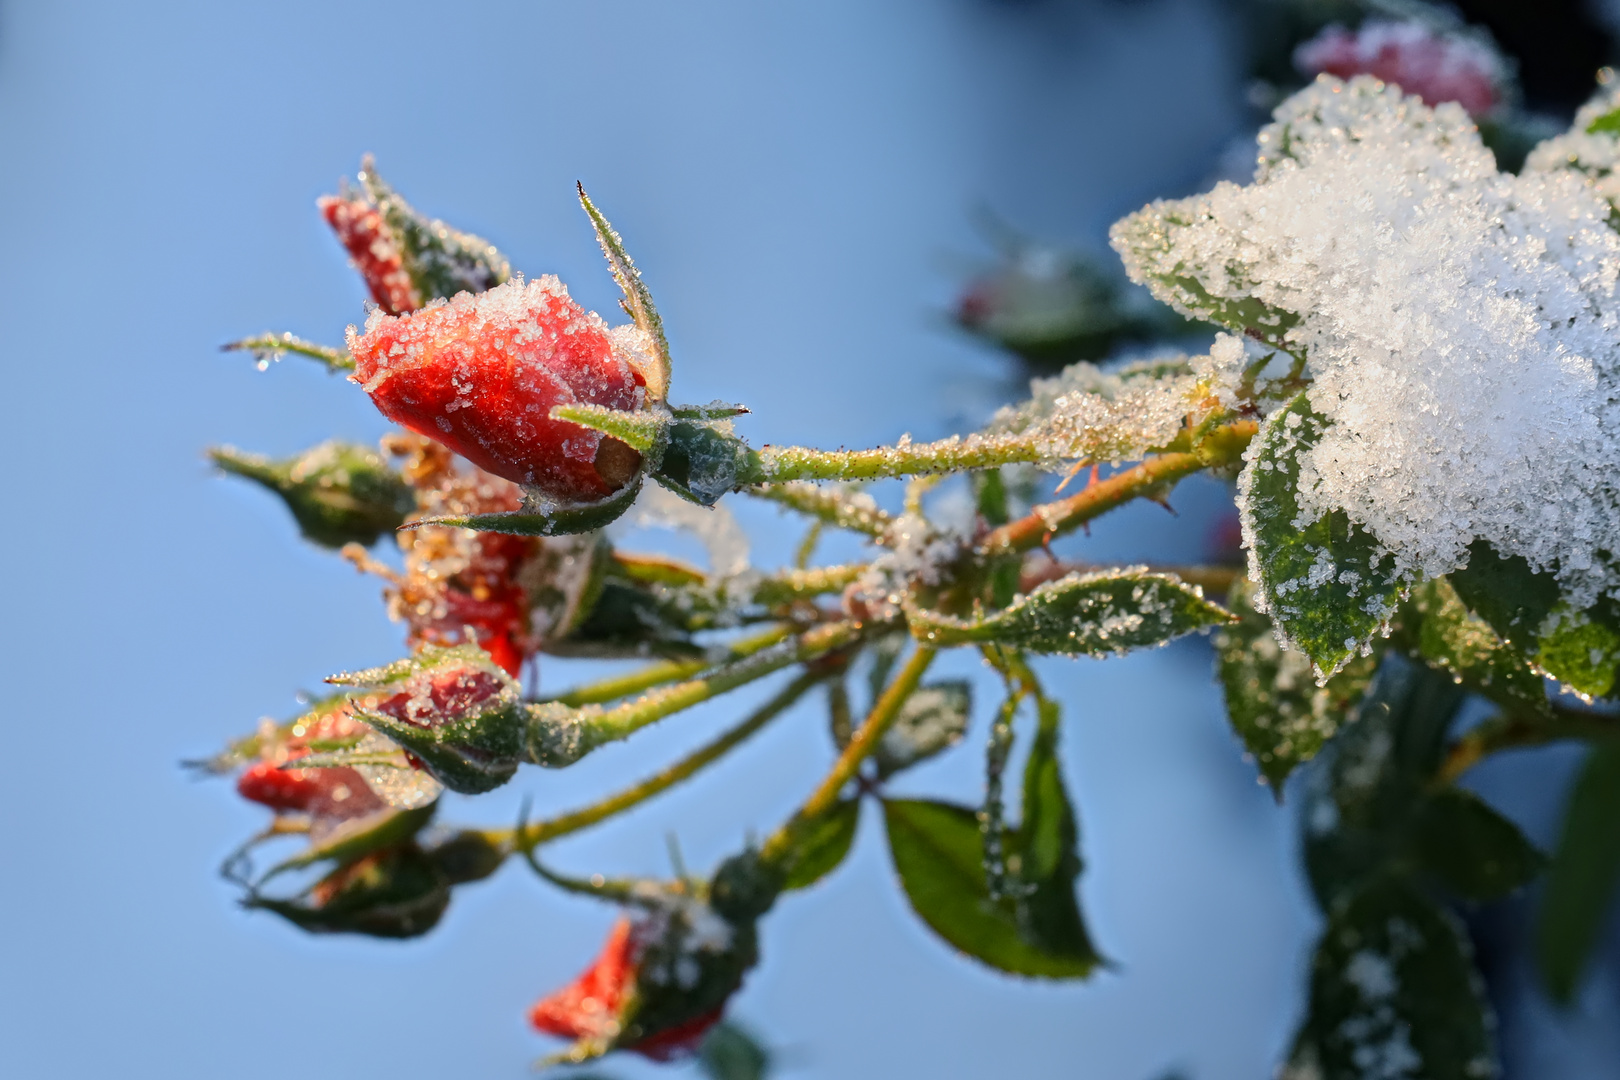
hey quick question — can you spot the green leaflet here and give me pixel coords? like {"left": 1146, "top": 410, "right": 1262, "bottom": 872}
{"left": 1303, "top": 656, "right": 1539, "bottom": 912}
{"left": 1282, "top": 878, "right": 1497, "bottom": 1080}
{"left": 883, "top": 794, "right": 1100, "bottom": 977}
{"left": 577, "top": 183, "right": 671, "bottom": 403}
{"left": 1410, "top": 789, "right": 1545, "bottom": 904}
{"left": 408, "top": 475, "right": 643, "bottom": 537}
{"left": 550, "top": 403, "right": 669, "bottom": 454}
{"left": 1400, "top": 577, "right": 1553, "bottom": 718}
{"left": 1588, "top": 107, "right": 1620, "bottom": 135}
{"left": 1013, "top": 697, "right": 1099, "bottom": 966}
{"left": 1239, "top": 392, "right": 1403, "bottom": 680}
{"left": 1537, "top": 742, "right": 1620, "bottom": 1004}
{"left": 1303, "top": 657, "right": 1467, "bottom": 905}
{"left": 779, "top": 798, "right": 860, "bottom": 891}
{"left": 696, "top": 1021, "right": 771, "bottom": 1080}
{"left": 1448, "top": 541, "right": 1620, "bottom": 700}
{"left": 907, "top": 569, "right": 1234, "bottom": 656}
{"left": 1215, "top": 577, "right": 1376, "bottom": 790}
{"left": 873, "top": 680, "right": 971, "bottom": 778}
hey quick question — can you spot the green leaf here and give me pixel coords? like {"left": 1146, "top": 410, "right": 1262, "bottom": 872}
{"left": 1013, "top": 698, "right": 1102, "bottom": 965}
{"left": 1401, "top": 577, "right": 1553, "bottom": 718}
{"left": 1410, "top": 789, "right": 1544, "bottom": 903}
{"left": 874, "top": 680, "right": 971, "bottom": 778}
{"left": 1588, "top": 107, "right": 1620, "bottom": 135}
{"left": 1537, "top": 741, "right": 1620, "bottom": 1004}
{"left": 883, "top": 798, "right": 1100, "bottom": 978}
{"left": 1215, "top": 577, "right": 1375, "bottom": 790}
{"left": 697, "top": 1021, "right": 771, "bottom": 1080}
{"left": 780, "top": 799, "right": 860, "bottom": 891}
{"left": 1449, "top": 541, "right": 1620, "bottom": 700}
{"left": 1302, "top": 657, "right": 1467, "bottom": 907}
{"left": 652, "top": 419, "right": 754, "bottom": 506}
{"left": 1239, "top": 392, "right": 1403, "bottom": 680}
{"left": 907, "top": 568, "right": 1234, "bottom": 656}
{"left": 408, "top": 475, "right": 643, "bottom": 537}
{"left": 577, "top": 183, "right": 671, "bottom": 403}
{"left": 1283, "top": 878, "right": 1497, "bottom": 1080}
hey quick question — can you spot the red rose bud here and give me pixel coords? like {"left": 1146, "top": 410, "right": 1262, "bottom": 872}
{"left": 529, "top": 894, "right": 758, "bottom": 1063}
{"left": 230, "top": 695, "right": 393, "bottom": 825}
{"left": 336, "top": 644, "right": 525, "bottom": 794}
{"left": 247, "top": 844, "right": 451, "bottom": 939}
{"left": 209, "top": 440, "right": 416, "bottom": 549}
{"left": 348, "top": 277, "right": 648, "bottom": 504}
{"left": 318, "top": 194, "right": 421, "bottom": 315}
{"left": 1294, "top": 20, "right": 1506, "bottom": 116}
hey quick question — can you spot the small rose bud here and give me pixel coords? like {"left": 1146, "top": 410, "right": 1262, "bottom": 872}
{"left": 529, "top": 892, "right": 757, "bottom": 1062}
{"left": 210, "top": 440, "right": 416, "bottom": 549}
{"left": 235, "top": 760, "right": 388, "bottom": 820}
{"left": 336, "top": 645, "right": 524, "bottom": 794}
{"left": 348, "top": 277, "right": 647, "bottom": 504}
{"left": 358, "top": 160, "right": 512, "bottom": 305}
{"left": 247, "top": 844, "right": 451, "bottom": 939}
{"left": 318, "top": 194, "right": 421, "bottom": 315}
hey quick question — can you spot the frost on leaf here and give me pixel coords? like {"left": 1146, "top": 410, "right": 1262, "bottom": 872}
{"left": 907, "top": 568, "right": 1234, "bottom": 656}
{"left": 985, "top": 349, "right": 1205, "bottom": 466}
{"left": 1114, "top": 77, "right": 1620, "bottom": 660}
{"left": 1239, "top": 393, "right": 1404, "bottom": 680}
{"left": 1215, "top": 577, "right": 1375, "bottom": 790}
{"left": 1524, "top": 83, "right": 1620, "bottom": 213}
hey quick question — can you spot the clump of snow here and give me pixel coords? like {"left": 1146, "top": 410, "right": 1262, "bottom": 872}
{"left": 843, "top": 512, "right": 964, "bottom": 622}
{"left": 1113, "top": 76, "right": 1620, "bottom": 610}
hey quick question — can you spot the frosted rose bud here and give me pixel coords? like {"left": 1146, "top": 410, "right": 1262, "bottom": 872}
{"left": 318, "top": 194, "right": 421, "bottom": 315}
{"left": 530, "top": 896, "right": 755, "bottom": 1062}
{"left": 1294, "top": 20, "right": 1504, "bottom": 116}
{"left": 334, "top": 645, "right": 525, "bottom": 794}
{"left": 348, "top": 277, "right": 647, "bottom": 504}
{"left": 248, "top": 845, "right": 451, "bottom": 939}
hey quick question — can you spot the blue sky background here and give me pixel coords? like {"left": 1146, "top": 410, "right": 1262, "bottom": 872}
{"left": 0, "top": 1, "right": 1479, "bottom": 1077}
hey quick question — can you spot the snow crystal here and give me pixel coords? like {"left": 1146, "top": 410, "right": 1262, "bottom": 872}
{"left": 986, "top": 348, "right": 1205, "bottom": 465}
{"left": 1114, "top": 76, "right": 1620, "bottom": 608}
{"left": 1524, "top": 82, "right": 1620, "bottom": 209}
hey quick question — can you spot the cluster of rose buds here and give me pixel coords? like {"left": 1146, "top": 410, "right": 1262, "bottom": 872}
{"left": 1294, "top": 19, "right": 1507, "bottom": 116}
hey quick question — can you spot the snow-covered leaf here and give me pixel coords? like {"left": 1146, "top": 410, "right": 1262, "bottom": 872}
{"left": 907, "top": 568, "right": 1234, "bottom": 656}
{"left": 1240, "top": 392, "right": 1403, "bottom": 680}
{"left": 1400, "top": 576, "right": 1553, "bottom": 716}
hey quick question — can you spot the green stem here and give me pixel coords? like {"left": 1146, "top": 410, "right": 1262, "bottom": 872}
{"left": 542, "top": 624, "right": 794, "bottom": 707}
{"left": 760, "top": 643, "right": 937, "bottom": 865}
{"left": 223, "top": 332, "right": 355, "bottom": 374}
{"left": 743, "top": 481, "right": 895, "bottom": 539}
{"left": 980, "top": 420, "right": 1258, "bottom": 557}
{"left": 576, "top": 621, "right": 861, "bottom": 751}
{"left": 1436, "top": 705, "right": 1620, "bottom": 787}
{"left": 501, "top": 671, "right": 823, "bottom": 853}
{"left": 742, "top": 432, "right": 1045, "bottom": 485}
{"left": 752, "top": 564, "right": 866, "bottom": 607}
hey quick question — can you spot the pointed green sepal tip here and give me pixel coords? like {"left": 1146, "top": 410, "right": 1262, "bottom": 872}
{"left": 210, "top": 440, "right": 415, "bottom": 548}
{"left": 550, "top": 403, "right": 669, "bottom": 455}
{"left": 359, "top": 155, "right": 512, "bottom": 304}
{"left": 577, "top": 183, "right": 672, "bottom": 403}
{"left": 332, "top": 645, "right": 525, "bottom": 794}
{"left": 404, "top": 474, "right": 643, "bottom": 537}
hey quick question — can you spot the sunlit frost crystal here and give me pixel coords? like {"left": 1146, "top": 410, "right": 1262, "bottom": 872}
{"left": 1113, "top": 76, "right": 1620, "bottom": 608}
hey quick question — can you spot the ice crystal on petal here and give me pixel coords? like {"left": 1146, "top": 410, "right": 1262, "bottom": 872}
{"left": 1114, "top": 76, "right": 1620, "bottom": 608}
